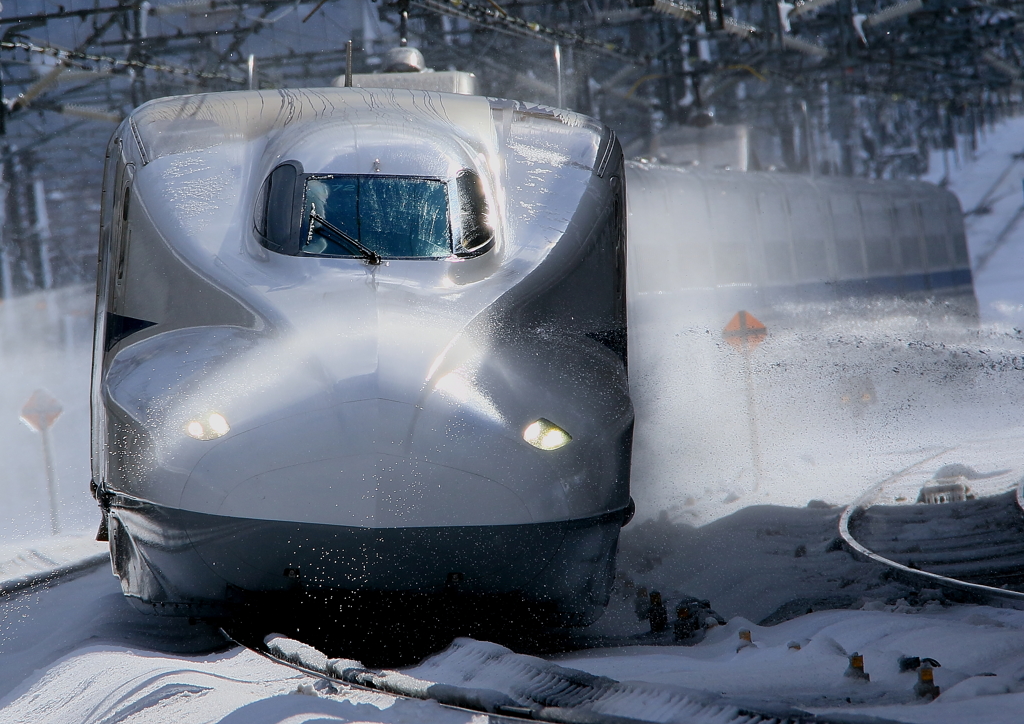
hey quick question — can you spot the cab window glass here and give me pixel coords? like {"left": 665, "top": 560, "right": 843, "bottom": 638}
{"left": 300, "top": 175, "right": 451, "bottom": 258}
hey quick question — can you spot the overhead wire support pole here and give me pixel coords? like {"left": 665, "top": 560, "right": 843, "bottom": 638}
{"left": 554, "top": 43, "right": 563, "bottom": 107}
{"left": 130, "top": 0, "right": 145, "bottom": 108}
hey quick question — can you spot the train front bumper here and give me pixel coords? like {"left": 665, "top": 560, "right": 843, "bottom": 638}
{"left": 107, "top": 497, "right": 626, "bottom": 623}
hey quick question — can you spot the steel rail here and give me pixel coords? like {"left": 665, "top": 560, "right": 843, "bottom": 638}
{"left": 220, "top": 629, "right": 648, "bottom": 724}
{"left": 838, "top": 450, "right": 1024, "bottom": 604}
{"left": 225, "top": 629, "right": 903, "bottom": 724}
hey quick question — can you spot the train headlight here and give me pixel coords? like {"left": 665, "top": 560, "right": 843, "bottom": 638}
{"left": 186, "top": 412, "right": 230, "bottom": 440}
{"left": 523, "top": 418, "right": 571, "bottom": 450}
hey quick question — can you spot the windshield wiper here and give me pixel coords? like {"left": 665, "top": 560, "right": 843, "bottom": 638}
{"left": 309, "top": 212, "right": 382, "bottom": 265}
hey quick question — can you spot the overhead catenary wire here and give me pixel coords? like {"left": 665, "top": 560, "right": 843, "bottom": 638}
{"left": 0, "top": 38, "right": 246, "bottom": 84}
{"left": 408, "top": 0, "right": 647, "bottom": 64}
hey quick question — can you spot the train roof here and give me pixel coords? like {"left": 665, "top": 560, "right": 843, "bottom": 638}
{"left": 125, "top": 87, "right": 502, "bottom": 167}
{"left": 626, "top": 159, "right": 955, "bottom": 200}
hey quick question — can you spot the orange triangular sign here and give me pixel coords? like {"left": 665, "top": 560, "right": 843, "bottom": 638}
{"left": 723, "top": 311, "right": 767, "bottom": 352}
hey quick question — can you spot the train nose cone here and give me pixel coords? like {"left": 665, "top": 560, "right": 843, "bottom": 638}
{"left": 179, "top": 380, "right": 532, "bottom": 529}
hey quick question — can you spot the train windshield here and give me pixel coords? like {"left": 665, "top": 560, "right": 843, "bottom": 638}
{"left": 299, "top": 176, "right": 451, "bottom": 259}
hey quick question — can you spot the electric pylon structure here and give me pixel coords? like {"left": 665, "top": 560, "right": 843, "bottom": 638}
{"left": 0, "top": 0, "right": 1020, "bottom": 296}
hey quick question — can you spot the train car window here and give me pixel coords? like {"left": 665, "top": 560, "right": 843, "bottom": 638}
{"left": 948, "top": 198, "right": 970, "bottom": 267}
{"left": 757, "top": 191, "right": 794, "bottom": 285}
{"left": 670, "top": 178, "right": 714, "bottom": 289}
{"left": 708, "top": 184, "right": 754, "bottom": 286}
{"left": 893, "top": 199, "right": 925, "bottom": 272}
{"left": 921, "top": 201, "right": 951, "bottom": 270}
{"left": 254, "top": 177, "right": 268, "bottom": 237}
{"left": 112, "top": 170, "right": 134, "bottom": 298}
{"left": 260, "top": 162, "right": 300, "bottom": 254}
{"left": 298, "top": 175, "right": 451, "bottom": 259}
{"left": 115, "top": 187, "right": 130, "bottom": 283}
{"left": 859, "top": 193, "right": 898, "bottom": 275}
{"left": 829, "top": 194, "right": 866, "bottom": 279}
{"left": 455, "top": 170, "right": 494, "bottom": 255}
{"left": 788, "top": 192, "right": 831, "bottom": 281}
{"left": 626, "top": 174, "right": 710, "bottom": 293}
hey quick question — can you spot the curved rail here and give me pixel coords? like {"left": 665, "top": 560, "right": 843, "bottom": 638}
{"left": 839, "top": 452, "right": 1024, "bottom": 604}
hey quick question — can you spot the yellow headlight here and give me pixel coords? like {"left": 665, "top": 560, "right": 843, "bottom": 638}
{"left": 185, "top": 412, "right": 230, "bottom": 440}
{"left": 523, "top": 418, "right": 571, "bottom": 450}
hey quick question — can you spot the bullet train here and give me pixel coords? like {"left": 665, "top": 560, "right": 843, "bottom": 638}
{"left": 90, "top": 88, "right": 633, "bottom": 625}
{"left": 626, "top": 161, "right": 976, "bottom": 324}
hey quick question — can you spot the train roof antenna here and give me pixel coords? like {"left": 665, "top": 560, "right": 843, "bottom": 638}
{"left": 399, "top": 0, "right": 409, "bottom": 47}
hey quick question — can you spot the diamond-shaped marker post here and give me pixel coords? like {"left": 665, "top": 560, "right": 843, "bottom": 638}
{"left": 21, "top": 389, "right": 63, "bottom": 535}
{"left": 723, "top": 310, "right": 767, "bottom": 353}
{"left": 723, "top": 312, "right": 767, "bottom": 489}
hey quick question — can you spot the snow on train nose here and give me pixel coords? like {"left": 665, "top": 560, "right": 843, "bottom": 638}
{"left": 176, "top": 337, "right": 537, "bottom": 530}
{"left": 165, "top": 334, "right": 584, "bottom": 597}
{"left": 179, "top": 397, "right": 532, "bottom": 527}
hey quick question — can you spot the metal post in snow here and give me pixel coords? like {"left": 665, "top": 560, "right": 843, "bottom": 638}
{"left": 723, "top": 311, "right": 768, "bottom": 490}
{"left": 33, "top": 177, "right": 53, "bottom": 290}
{"left": 20, "top": 389, "right": 63, "bottom": 535}
{"left": 741, "top": 342, "right": 764, "bottom": 489}
{"left": 39, "top": 425, "right": 59, "bottom": 534}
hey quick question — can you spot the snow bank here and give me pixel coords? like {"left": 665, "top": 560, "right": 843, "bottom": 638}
{"left": 406, "top": 636, "right": 799, "bottom": 723}
{"left": 0, "top": 533, "right": 106, "bottom": 584}
{"left": 558, "top": 605, "right": 1024, "bottom": 724}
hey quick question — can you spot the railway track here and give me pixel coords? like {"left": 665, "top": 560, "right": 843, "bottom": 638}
{"left": 236, "top": 630, "right": 903, "bottom": 724}
{"left": 839, "top": 453, "right": 1024, "bottom": 604}
{"left": 9, "top": 447, "right": 1024, "bottom": 723}
{"left": 0, "top": 547, "right": 895, "bottom": 724}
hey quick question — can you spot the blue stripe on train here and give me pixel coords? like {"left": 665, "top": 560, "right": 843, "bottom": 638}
{"left": 826, "top": 268, "right": 973, "bottom": 297}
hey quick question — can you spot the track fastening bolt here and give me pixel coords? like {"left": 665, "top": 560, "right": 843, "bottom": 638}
{"left": 914, "top": 666, "right": 940, "bottom": 700}
{"left": 845, "top": 652, "right": 870, "bottom": 681}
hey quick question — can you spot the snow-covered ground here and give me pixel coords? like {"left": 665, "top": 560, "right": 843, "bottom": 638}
{"left": 5, "top": 120, "right": 1024, "bottom": 722}
{"left": 628, "top": 297, "right": 1024, "bottom": 528}
{"left": 0, "top": 534, "right": 105, "bottom": 584}
{"left": 557, "top": 606, "right": 1024, "bottom": 723}
{"left": 6, "top": 562, "right": 1024, "bottom": 724}
{"left": 0, "top": 566, "right": 458, "bottom": 724}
